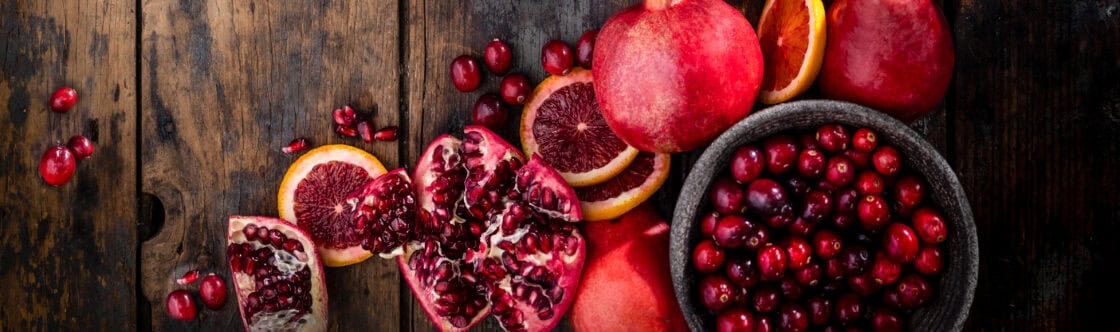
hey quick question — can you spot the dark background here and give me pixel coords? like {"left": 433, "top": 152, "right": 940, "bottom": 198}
{"left": 1, "top": 0, "right": 1118, "bottom": 331}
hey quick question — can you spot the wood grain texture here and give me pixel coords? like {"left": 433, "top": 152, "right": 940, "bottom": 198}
{"left": 0, "top": 0, "right": 137, "bottom": 330}
{"left": 139, "top": 0, "right": 400, "bottom": 330}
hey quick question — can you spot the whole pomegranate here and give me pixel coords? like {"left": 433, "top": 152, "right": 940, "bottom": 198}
{"left": 572, "top": 204, "right": 687, "bottom": 331}
{"left": 593, "top": 0, "right": 764, "bottom": 153}
{"left": 818, "top": 0, "right": 954, "bottom": 122}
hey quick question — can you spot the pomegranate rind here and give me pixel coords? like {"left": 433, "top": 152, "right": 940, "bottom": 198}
{"left": 277, "top": 144, "right": 387, "bottom": 267}
{"left": 227, "top": 215, "right": 328, "bottom": 332}
{"left": 577, "top": 152, "right": 671, "bottom": 221}
{"left": 516, "top": 156, "right": 585, "bottom": 222}
{"left": 757, "top": 0, "right": 827, "bottom": 104}
{"left": 520, "top": 68, "right": 639, "bottom": 187}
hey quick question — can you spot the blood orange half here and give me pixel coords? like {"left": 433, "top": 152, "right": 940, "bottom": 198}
{"left": 521, "top": 68, "right": 639, "bottom": 187}
{"left": 758, "top": 0, "right": 826, "bottom": 104}
{"left": 576, "top": 152, "right": 670, "bottom": 221}
{"left": 277, "top": 144, "right": 387, "bottom": 267}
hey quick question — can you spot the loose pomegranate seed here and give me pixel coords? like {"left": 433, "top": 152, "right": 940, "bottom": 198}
{"left": 165, "top": 289, "right": 198, "bottom": 321}
{"left": 872, "top": 146, "right": 902, "bottom": 177}
{"left": 872, "top": 252, "right": 903, "bottom": 285}
{"left": 726, "top": 256, "right": 760, "bottom": 287}
{"left": 357, "top": 120, "right": 374, "bottom": 143}
{"left": 472, "top": 93, "right": 510, "bottom": 130}
{"left": 840, "top": 245, "right": 871, "bottom": 276}
{"left": 812, "top": 230, "right": 843, "bottom": 260}
{"left": 894, "top": 175, "right": 926, "bottom": 211}
{"left": 692, "top": 239, "right": 727, "bottom": 273}
{"left": 912, "top": 207, "right": 948, "bottom": 244}
{"left": 872, "top": 308, "right": 904, "bottom": 332}
{"left": 716, "top": 307, "right": 754, "bottom": 332}
{"left": 824, "top": 258, "right": 846, "bottom": 280}
{"left": 763, "top": 135, "right": 799, "bottom": 175}
{"left": 700, "top": 212, "right": 720, "bottom": 238}
{"left": 793, "top": 262, "right": 822, "bottom": 287}
{"left": 199, "top": 274, "right": 228, "bottom": 310}
{"left": 730, "top": 145, "right": 766, "bottom": 183}
{"left": 896, "top": 274, "right": 932, "bottom": 308}
{"left": 914, "top": 246, "right": 943, "bottom": 275}
{"left": 67, "top": 135, "right": 95, "bottom": 160}
{"left": 858, "top": 195, "right": 891, "bottom": 231}
{"left": 806, "top": 296, "right": 832, "bottom": 326}
{"left": 852, "top": 128, "right": 878, "bottom": 152}
{"left": 333, "top": 105, "right": 357, "bottom": 127}
{"left": 816, "top": 124, "right": 849, "bottom": 153}
{"left": 499, "top": 74, "right": 532, "bottom": 106}
{"left": 752, "top": 285, "right": 781, "bottom": 313}
{"left": 282, "top": 137, "right": 310, "bottom": 154}
{"left": 699, "top": 274, "right": 736, "bottom": 311}
{"left": 833, "top": 293, "right": 863, "bottom": 323}
{"left": 483, "top": 38, "right": 513, "bottom": 75}
{"left": 713, "top": 215, "right": 753, "bottom": 249}
{"left": 844, "top": 149, "right": 872, "bottom": 170}
{"left": 576, "top": 30, "right": 598, "bottom": 69}
{"left": 884, "top": 223, "right": 920, "bottom": 263}
{"left": 373, "top": 126, "right": 399, "bottom": 141}
{"left": 541, "top": 40, "right": 574, "bottom": 76}
{"left": 335, "top": 124, "right": 358, "bottom": 137}
{"left": 784, "top": 237, "right": 813, "bottom": 269}
{"left": 50, "top": 86, "right": 78, "bottom": 113}
{"left": 855, "top": 170, "right": 884, "bottom": 195}
{"left": 450, "top": 55, "right": 482, "bottom": 92}
{"left": 800, "top": 190, "right": 833, "bottom": 222}
{"left": 757, "top": 244, "right": 787, "bottom": 281}
{"left": 746, "top": 179, "right": 789, "bottom": 216}
{"left": 39, "top": 145, "right": 76, "bottom": 186}
{"left": 848, "top": 273, "right": 881, "bottom": 296}
{"left": 797, "top": 148, "right": 826, "bottom": 179}
{"left": 778, "top": 303, "right": 810, "bottom": 332}
{"left": 176, "top": 270, "right": 200, "bottom": 285}
{"left": 710, "top": 176, "right": 746, "bottom": 215}
{"left": 825, "top": 156, "right": 855, "bottom": 187}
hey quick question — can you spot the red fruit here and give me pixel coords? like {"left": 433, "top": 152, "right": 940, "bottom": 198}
{"left": 794, "top": 262, "right": 822, "bottom": 287}
{"left": 357, "top": 120, "right": 374, "bottom": 143}
{"left": 450, "top": 55, "right": 483, "bottom": 92}
{"left": 914, "top": 246, "right": 943, "bottom": 275}
{"left": 825, "top": 156, "right": 855, "bottom": 187}
{"left": 744, "top": 225, "right": 771, "bottom": 250}
{"left": 693, "top": 239, "right": 727, "bottom": 273}
{"left": 799, "top": 133, "right": 821, "bottom": 150}
{"left": 896, "top": 274, "right": 933, "bottom": 308}
{"left": 786, "top": 176, "right": 811, "bottom": 196}
{"left": 766, "top": 209, "right": 795, "bottom": 229}
{"left": 785, "top": 237, "right": 813, "bottom": 269}
{"left": 373, "top": 126, "right": 399, "bottom": 142}
{"left": 716, "top": 307, "right": 755, "bottom": 332}
{"left": 872, "top": 146, "right": 902, "bottom": 177}
{"left": 576, "top": 30, "right": 599, "bottom": 69}
{"left": 593, "top": 0, "right": 764, "bottom": 153}
{"left": 806, "top": 296, "right": 832, "bottom": 326}
{"left": 778, "top": 303, "right": 810, "bottom": 332}
{"left": 872, "top": 308, "right": 904, "bottom": 332}
{"left": 730, "top": 145, "right": 766, "bottom": 183}
{"left": 281, "top": 137, "right": 310, "bottom": 154}
{"left": 882, "top": 287, "right": 904, "bottom": 309}
{"left": 871, "top": 253, "right": 902, "bottom": 285}
{"left": 726, "top": 256, "right": 760, "bottom": 287}
{"left": 50, "top": 86, "right": 78, "bottom": 113}
{"left": 176, "top": 270, "right": 200, "bottom": 285}
{"left": 335, "top": 124, "right": 358, "bottom": 137}
{"left": 227, "top": 216, "right": 327, "bottom": 331}
{"left": 499, "top": 74, "right": 533, "bottom": 106}
{"left": 816, "top": 124, "right": 849, "bottom": 153}
{"left": 573, "top": 204, "right": 687, "bottom": 331}
{"left": 713, "top": 215, "right": 753, "bottom": 249}
{"left": 472, "top": 93, "right": 510, "bottom": 130}
{"left": 833, "top": 293, "right": 863, "bottom": 323}
{"left": 780, "top": 276, "right": 804, "bottom": 300}
{"left": 855, "top": 170, "right": 884, "bottom": 195}
{"left": 752, "top": 286, "right": 781, "bottom": 313}
{"left": 840, "top": 245, "right": 872, "bottom": 276}
{"left": 858, "top": 195, "right": 891, "bottom": 231}
{"left": 541, "top": 40, "right": 574, "bottom": 76}
{"left": 710, "top": 176, "right": 746, "bottom": 215}
{"left": 699, "top": 274, "right": 737, "bottom": 311}
{"left": 884, "top": 223, "right": 920, "bottom": 263}
{"left": 788, "top": 218, "right": 816, "bottom": 238}
{"left": 797, "top": 149, "right": 827, "bottom": 179}
{"left": 824, "top": 258, "right": 846, "bottom": 280}
{"left": 848, "top": 274, "right": 881, "bottom": 296}
{"left": 834, "top": 188, "right": 860, "bottom": 214}
{"left": 894, "top": 175, "right": 926, "bottom": 211}
{"left": 484, "top": 38, "right": 513, "bottom": 75}
{"left": 852, "top": 128, "right": 878, "bottom": 152}
{"left": 756, "top": 316, "right": 775, "bottom": 332}
{"left": 912, "top": 207, "right": 948, "bottom": 244}
{"left": 813, "top": 229, "right": 843, "bottom": 260}
{"left": 700, "top": 212, "right": 720, "bottom": 238}
{"left": 757, "top": 244, "right": 787, "bottom": 281}
{"left": 800, "top": 190, "right": 833, "bottom": 222}
{"left": 165, "top": 289, "right": 197, "bottom": 321}
{"left": 333, "top": 105, "right": 357, "bottom": 127}
{"left": 819, "top": 0, "right": 954, "bottom": 123}
{"left": 763, "top": 135, "right": 799, "bottom": 175}
{"left": 844, "top": 149, "right": 872, "bottom": 170}
{"left": 746, "top": 178, "right": 789, "bottom": 216}
{"left": 67, "top": 135, "right": 95, "bottom": 160}
{"left": 39, "top": 145, "right": 76, "bottom": 186}
{"left": 199, "top": 274, "right": 228, "bottom": 310}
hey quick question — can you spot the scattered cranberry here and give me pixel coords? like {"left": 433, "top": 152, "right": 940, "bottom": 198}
{"left": 763, "top": 135, "right": 799, "bottom": 175}
{"left": 816, "top": 124, "right": 849, "bottom": 153}
{"left": 914, "top": 246, "right": 943, "bottom": 275}
{"left": 700, "top": 274, "right": 736, "bottom": 311}
{"left": 825, "top": 156, "right": 855, "bottom": 187}
{"left": 693, "top": 239, "right": 727, "bottom": 273}
{"left": 165, "top": 289, "right": 198, "bottom": 321}
{"left": 483, "top": 38, "right": 513, "bottom": 75}
{"left": 813, "top": 229, "right": 843, "bottom": 260}
{"left": 871, "top": 308, "right": 904, "bottom": 332}
{"left": 744, "top": 225, "right": 770, "bottom": 250}
{"left": 852, "top": 128, "right": 878, "bottom": 152}
{"left": 39, "top": 145, "right": 76, "bottom": 186}
{"left": 357, "top": 120, "right": 374, "bottom": 143}
{"left": 541, "top": 40, "right": 574, "bottom": 76}
{"left": 713, "top": 215, "right": 752, "bottom": 249}
{"left": 450, "top": 55, "right": 482, "bottom": 92}
{"left": 716, "top": 307, "right": 754, "bottom": 332}
{"left": 472, "top": 93, "right": 509, "bottom": 130}
{"left": 793, "top": 262, "right": 822, "bottom": 287}
{"left": 847, "top": 274, "right": 881, "bottom": 296}
{"left": 576, "top": 30, "right": 598, "bottom": 69}
{"left": 752, "top": 285, "right": 781, "bottom": 313}
{"left": 199, "top": 274, "right": 228, "bottom": 310}
{"left": 894, "top": 175, "right": 926, "bottom": 211}
{"left": 872, "top": 146, "right": 902, "bottom": 177}
{"left": 871, "top": 253, "right": 903, "bottom": 285}
{"left": 700, "top": 212, "right": 720, "bottom": 238}
{"left": 883, "top": 223, "right": 920, "bottom": 263}
{"left": 779, "top": 303, "right": 810, "bottom": 332}
{"left": 800, "top": 190, "right": 833, "bottom": 222}
{"left": 176, "top": 270, "right": 200, "bottom": 285}
{"left": 335, "top": 124, "right": 358, "bottom": 137}
{"left": 726, "top": 256, "right": 760, "bottom": 287}
{"left": 373, "top": 126, "right": 399, "bottom": 141}
{"left": 912, "top": 207, "right": 948, "bottom": 244}
{"left": 784, "top": 237, "right": 813, "bottom": 269}
{"left": 282, "top": 137, "right": 310, "bottom": 154}
{"left": 332, "top": 105, "right": 357, "bottom": 127}
{"left": 710, "top": 176, "right": 746, "bottom": 215}
{"left": 50, "top": 86, "right": 78, "bottom": 113}
{"left": 833, "top": 293, "right": 863, "bottom": 323}
{"left": 746, "top": 179, "right": 788, "bottom": 216}
{"left": 855, "top": 170, "right": 884, "bottom": 195}
{"left": 896, "top": 274, "right": 932, "bottom": 309}
{"left": 730, "top": 145, "right": 766, "bottom": 183}
{"left": 857, "top": 195, "right": 891, "bottom": 231}
{"left": 67, "top": 135, "right": 94, "bottom": 160}
{"left": 499, "top": 74, "right": 532, "bottom": 106}
{"left": 757, "top": 244, "right": 788, "bottom": 281}
{"left": 797, "top": 149, "right": 826, "bottom": 179}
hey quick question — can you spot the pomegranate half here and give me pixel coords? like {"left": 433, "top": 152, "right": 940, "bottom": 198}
{"left": 593, "top": 0, "right": 765, "bottom": 153}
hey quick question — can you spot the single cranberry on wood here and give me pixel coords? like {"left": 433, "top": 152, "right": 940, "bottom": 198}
{"left": 576, "top": 30, "right": 598, "bottom": 69}
{"left": 68, "top": 135, "right": 95, "bottom": 160}
{"left": 373, "top": 126, "right": 399, "bottom": 141}
{"left": 450, "top": 55, "right": 483, "bottom": 92}
{"left": 472, "top": 93, "right": 510, "bottom": 130}
{"left": 282, "top": 137, "right": 310, "bottom": 154}
{"left": 39, "top": 145, "right": 76, "bottom": 187}
{"left": 165, "top": 289, "right": 198, "bottom": 321}
{"left": 199, "top": 274, "right": 228, "bottom": 310}
{"left": 483, "top": 38, "right": 513, "bottom": 75}
{"left": 500, "top": 74, "right": 533, "bottom": 106}
{"left": 541, "top": 40, "right": 574, "bottom": 76}
{"left": 50, "top": 86, "right": 78, "bottom": 113}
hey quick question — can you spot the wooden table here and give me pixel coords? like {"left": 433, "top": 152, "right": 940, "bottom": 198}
{"left": 2, "top": 0, "right": 1118, "bottom": 330}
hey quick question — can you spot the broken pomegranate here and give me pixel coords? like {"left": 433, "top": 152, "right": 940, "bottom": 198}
{"left": 226, "top": 216, "right": 327, "bottom": 331}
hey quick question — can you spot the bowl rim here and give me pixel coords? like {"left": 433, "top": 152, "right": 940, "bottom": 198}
{"left": 669, "top": 99, "right": 978, "bottom": 332}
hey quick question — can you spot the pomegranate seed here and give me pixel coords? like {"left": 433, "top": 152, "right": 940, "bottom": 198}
{"left": 176, "top": 270, "right": 200, "bottom": 285}
{"left": 450, "top": 55, "right": 482, "bottom": 92}
{"left": 713, "top": 215, "right": 752, "bottom": 249}
{"left": 700, "top": 212, "right": 720, "bottom": 238}
{"left": 692, "top": 239, "right": 726, "bottom": 273}
{"left": 333, "top": 106, "right": 357, "bottom": 127}
{"left": 357, "top": 120, "right": 374, "bottom": 143}
{"left": 50, "top": 86, "right": 78, "bottom": 113}
{"left": 813, "top": 229, "right": 843, "bottom": 260}
{"left": 746, "top": 178, "right": 789, "bottom": 216}
{"left": 872, "top": 252, "right": 903, "bottom": 285}
{"left": 716, "top": 307, "right": 754, "bottom": 332}
{"left": 499, "top": 74, "right": 532, "bottom": 106}
{"left": 855, "top": 170, "right": 884, "bottom": 195}
{"left": 858, "top": 195, "right": 891, "bottom": 231}
{"left": 872, "top": 146, "right": 902, "bottom": 176}
{"left": 797, "top": 148, "right": 826, "bottom": 179}
{"left": 784, "top": 237, "right": 813, "bottom": 269}
{"left": 894, "top": 175, "right": 926, "bottom": 211}
{"left": 710, "top": 176, "right": 745, "bottom": 215}
{"left": 806, "top": 296, "right": 832, "bottom": 326}
{"left": 763, "top": 135, "right": 799, "bottom": 175}
{"left": 541, "top": 40, "right": 574, "bottom": 76}
{"left": 914, "top": 246, "right": 943, "bottom": 275}
{"left": 730, "top": 145, "right": 766, "bottom": 183}
{"left": 757, "top": 244, "right": 787, "bottom": 281}
{"left": 872, "top": 308, "right": 904, "bottom": 332}
{"left": 884, "top": 223, "right": 920, "bottom": 263}
{"left": 472, "top": 93, "right": 510, "bottom": 130}
{"left": 483, "top": 39, "right": 513, "bottom": 75}
{"left": 834, "top": 293, "right": 862, "bottom": 323}
{"left": 576, "top": 30, "right": 598, "bottom": 69}
{"left": 699, "top": 274, "right": 736, "bottom": 311}
{"left": 39, "top": 145, "right": 76, "bottom": 186}
{"left": 816, "top": 124, "right": 849, "bottom": 153}
{"left": 282, "top": 137, "right": 310, "bottom": 154}
{"left": 825, "top": 156, "right": 855, "bottom": 187}
{"left": 373, "top": 126, "right": 399, "bottom": 141}
{"left": 778, "top": 303, "right": 809, "bottom": 332}
{"left": 912, "top": 207, "right": 948, "bottom": 244}
{"left": 67, "top": 135, "right": 95, "bottom": 160}
{"left": 896, "top": 274, "right": 932, "bottom": 308}
{"left": 752, "top": 285, "right": 780, "bottom": 313}
{"left": 199, "top": 274, "right": 228, "bottom": 310}
{"left": 852, "top": 128, "right": 878, "bottom": 152}
{"left": 726, "top": 256, "right": 760, "bottom": 287}
{"left": 335, "top": 124, "right": 358, "bottom": 137}
{"left": 165, "top": 289, "right": 198, "bottom": 321}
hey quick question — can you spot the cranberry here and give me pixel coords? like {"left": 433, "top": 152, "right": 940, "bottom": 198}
{"left": 450, "top": 55, "right": 482, "bottom": 92}
{"left": 831, "top": 212, "right": 858, "bottom": 229}
{"left": 752, "top": 286, "right": 781, "bottom": 313}
{"left": 779, "top": 303, "right": 810, "bottom": 332}
{"left": 820, "top": 278, "right": 846, "bottom": 295}
{"left": 730, "top": 145, "right": 766, "bottom": 183}
{"left": 912, "top": 207, "right": 948, "bottom": 244}
{"left": 779, "top": 276, "right": 804, "bottom": 300}
{"left": 282, "top": 137, "right": 310, "bottom": 154}
{"left": 844, "top": 150, "right": 872, "bottom": 170}
{"left": 50, "top": 86, "right": 78, "bottom": 113}
{"left": 541, "top": 40, "right": 574, "bottom": 76}
{"left": 855, "top": 171, "right": 884, "bottom": 195}
{"left": 894, "top": 175, "right": 926, "bottom": 211}
{"left": 824, "top": 258, "right": 847, "bottom": 280}
{"left": 758, "top": 244, "right": 788, "bottom": 281}
{"left": 700, "top": 212, "right": 720, "bottom": 238}
{"left": 199, "top": 274, "right": 228, "bottom": 310}
{"left": 357, "top": 120, "right": 374, "bottom": 143}
{"left": 716, "top": 307, "right": 755, "bottom": 332}
{"left": 793, "top": 262, "right": 822, "bottom": 287}
{"left": 746, "top": 179, "right": 789, "bottom": 216}
{"left": 714, "top": 215, "right": 753, "bottom": 249}
{"left": 914, "top": 246, "right": 943, "bottom": 275}
{"left": 766, "top": 210, "right": 795, "bottom": 229}
{"left": 825, "top": 156, "right": 855, "bottom": 187}
{"left": 858, "top": 195, "right": 891, "bottom": 231}
{"left": 871, "top": 253, "right": 902, "bottom": 285}
{"left": 483, "top": 38, "right": 513, "bottom": 75}
{"left": 710, "top": 176, "right": 746, "bottom": 215}
{"left": 834, "top": 188, "right": 860, "bottom": 214}
{"left": 816, "top": 124, "right": 849, "bottom": 153}
{"left": 165, "top": 289, "right": 198, "bottom": 321}
{"left": 813, "top": 230, "right": 844, "bottom": 260}
{"left": 575, "top": 30, "right": 598, "bottom": 69}
{"left": 840, "top": 245, "right": 871, "bottom": 276}
{"left": 797, "top": 149, "right": 827, "bottom": 178}
{"left": 799, "top": 132, "right": 821, "bottom": 150}
{"left": 882, "top": 287, "right": 904, "bottom": 309}
{"left": 872, "top": 146, "right": 902, "bottom": 177}
{"left": 784, "top": 237, "right": 813, "bottom": 269}
{"left": 700, "top": 274, "right": 737, "bottom": 311}
{"left": 806, "top": 296, "right": 832, "bottom": 326}
{"left": 693, "top": 239, "right": 727, "bottom": 273}
{"left": 472, "top": 93, "right": 509, "bottom": 130}
{"left": 67, "top": 135, "right": 95, "bottom": 160}
{"left": 786, "top": 176, "right": 811, "bottom": 197}
{"left": 756, "top": 316, "right": 775, "bottom": 332}
{"left": 499, "top": 74, "right": 532, "bottom": 106}
{"left": 896, "top": 274, "right": 932, "bottom": 308}
{"left": 763, "top": 135, "right": 799, "bottom": 174}
{"left": 744, "top": 226, "right": 771, "bottom": 250}
{"left": 373, "top": 126, "right": 399, "bottom": 141}
{"left": 39, "top": 145, "right": 76, "bottom": 186}
{"left": 833, "top": 293, "right": 863, "bottom": 323}
{"left": 848, "top": 274, "right": 881, "bottom": 296}
{"left": 852, "top": 128, "right": 878, "bottom": 152}
{"left": 726, "top": 256, "right": 760, "bottom": 287}
{"left": 884, "top": 223, "right": 920, "bottom": 263}
{"left": 788, "top": 218, "right": 816, "bottom": 237}
{"left": 871, "top": 308, "right": 904, "bottom": 332}
{"left": 800, "top": 190, "right": 833, "bottom": 222}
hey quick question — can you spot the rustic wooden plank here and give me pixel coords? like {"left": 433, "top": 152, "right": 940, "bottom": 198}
{"left": 0, "top": 0, "right": 137, "bottom": 329}
{"left": 139, "top": 0, "right": 401, "bottom": 330}
{"left": 949, "top": 0, "right": 1120, "bottom": 330}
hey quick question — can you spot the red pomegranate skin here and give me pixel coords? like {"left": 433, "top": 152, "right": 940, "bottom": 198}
{"left": 818, "top": 0, "right": 954, "bottom": 123}
{"left": 593, "top": 0, "right": 764, "bottom": 153}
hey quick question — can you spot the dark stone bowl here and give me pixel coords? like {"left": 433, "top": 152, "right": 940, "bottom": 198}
{"left": 670, "top": 100, "right": 978, "bottom": 331}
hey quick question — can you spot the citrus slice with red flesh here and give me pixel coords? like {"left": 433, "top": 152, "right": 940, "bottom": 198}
{"left": 278, "top": 144, "right": 387, "bottom": 267}
{"left": 758, "top": 0, "right": 827, "bottom": 104}
{"left": 576, "top": 152, "right": 671, "bottom": 221}
{"left": 521, "top": 68, "right": 640, "bottom": 187}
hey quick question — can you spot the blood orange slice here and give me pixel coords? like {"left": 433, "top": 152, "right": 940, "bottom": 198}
{"left": 758, "top": 0, "right": 826, "bottom": 104}
{"left": 576, "top": 152, "right": 670, "bottom": 221}
{"left": 521, "top": 68, "right": 639, "bottom": 187}
{"left": 277, "top": 144, "right": 387, "bottom": 267}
